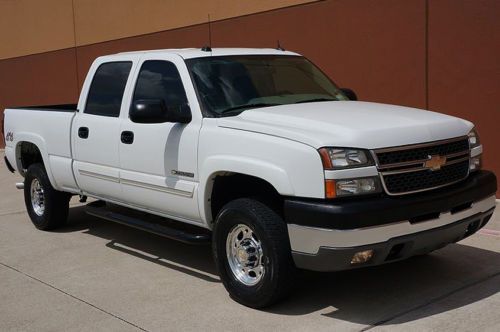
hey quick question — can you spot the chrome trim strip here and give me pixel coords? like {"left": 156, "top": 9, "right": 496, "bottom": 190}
{"left": 380, "top": 156, "right": 470, "bottom": 175}
{"left": 120, "top": 178, "right": 193, "bottom": 198}
{"left": 79, "top": 170, "right": 193, "bottom": 198}
{"left": 82, "top": 191, "right": 205, "bottom": 228}
{"left": 378, "top": 150, "right": 469, "bottom": 170}
{"left": 373, "top": 135, "right": 468, "bottom": 155}
{"left": 79, "top": 170, "right": 120, "bottom": 183}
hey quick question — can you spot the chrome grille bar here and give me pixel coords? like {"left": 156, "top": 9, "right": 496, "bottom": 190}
{"left": 373, "top": 136, "right": 470, "bottom": 195}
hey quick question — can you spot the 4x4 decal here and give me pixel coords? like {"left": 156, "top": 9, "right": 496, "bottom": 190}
{"left": 5, "top": 131, "right": 14, "bottom": 142}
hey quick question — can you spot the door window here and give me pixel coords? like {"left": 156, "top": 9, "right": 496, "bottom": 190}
{"left": 85, "top": 62, "right": 132, "bottom": 117}
{"left": 131, "top": 60, "right": 188, "bottom": 121}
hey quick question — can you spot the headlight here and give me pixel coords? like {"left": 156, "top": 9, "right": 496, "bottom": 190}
{"left": 325, "top": 176, "right": 382, "bottom": 198}
{"left": 319, "top": 148, "right": 374, "bottom": 169}
{"left": 468, "top": 128, "right": 480, "bottom": 148}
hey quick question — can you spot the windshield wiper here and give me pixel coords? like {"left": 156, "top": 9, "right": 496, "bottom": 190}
{"left": 218, "top": 103, "right": 280, "bottom": 116}
{"left": 295, "top": 98, "right": 336, "bottom": 104}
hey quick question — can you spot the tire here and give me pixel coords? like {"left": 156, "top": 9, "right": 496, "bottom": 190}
{"left": 213, "top": 198, "right": 296, "bottom": 308}
{"left": 23, "top": 163, "right": 71, "bottom": 230}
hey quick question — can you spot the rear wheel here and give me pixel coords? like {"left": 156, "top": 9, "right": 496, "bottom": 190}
{"left": 24, "top": 163, "right": 71, "bottom": 230}
{"left": 213, "top": 198, "right": 295, "bottom": 308}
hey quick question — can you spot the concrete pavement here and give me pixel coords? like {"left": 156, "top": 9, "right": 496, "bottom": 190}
{"left": 0, "top": 159, "right": 499, "bottom": 331}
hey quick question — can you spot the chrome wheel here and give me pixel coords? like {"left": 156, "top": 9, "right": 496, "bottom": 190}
{"left": 226, "top": 224, "right": 265, "bottom": 286}
{"left": 30, "top": 178, "right": 45, "bottom": 216}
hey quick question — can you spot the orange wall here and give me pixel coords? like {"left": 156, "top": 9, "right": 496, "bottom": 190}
{"left": 0, "top": 0, "right": 499, "bottom": 191}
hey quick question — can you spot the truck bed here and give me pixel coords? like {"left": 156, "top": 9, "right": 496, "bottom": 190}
{"left": 3, "top": 105, "right": 78, "bottom": 192}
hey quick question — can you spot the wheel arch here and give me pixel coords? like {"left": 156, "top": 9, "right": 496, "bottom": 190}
{"left": 199, "top": 156, "right": 294, "bottom": 228}
{"left": 14, "top": 134, "right": 57, "bottom": 188}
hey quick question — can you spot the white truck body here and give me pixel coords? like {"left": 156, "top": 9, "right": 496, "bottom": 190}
{"left": 3, "top": 48, "right": 497, "bottom": 307}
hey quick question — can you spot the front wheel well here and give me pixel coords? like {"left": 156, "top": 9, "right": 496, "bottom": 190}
{"left": 209, "top": 173, "right": 284, "bottom": 223}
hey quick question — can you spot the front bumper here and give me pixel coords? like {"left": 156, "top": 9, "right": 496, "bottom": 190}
{"left": 285, "top": 171, "right": 497, "bottom": 272}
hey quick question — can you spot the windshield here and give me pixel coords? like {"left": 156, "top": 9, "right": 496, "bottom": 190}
{"left": 186, "top": 55, "right": 348, "bottom": 116}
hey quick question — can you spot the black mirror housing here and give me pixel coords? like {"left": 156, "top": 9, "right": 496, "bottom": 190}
{"left": 340, "top": 88, "right": 358, "bottom": 101}
{"left": 130, "top": 99, "right": 191, "bottom": 124}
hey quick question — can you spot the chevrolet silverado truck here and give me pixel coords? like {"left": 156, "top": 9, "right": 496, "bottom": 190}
{"left": 3, "top": 48, "right": 497, "bottom": 308}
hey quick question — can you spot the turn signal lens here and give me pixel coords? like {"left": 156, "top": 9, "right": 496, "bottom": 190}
{"left": 325, "top": 179, "right": 336, "bottom": 199}
{"left": 319, "top": 148, "right": 333, "bottom": 169}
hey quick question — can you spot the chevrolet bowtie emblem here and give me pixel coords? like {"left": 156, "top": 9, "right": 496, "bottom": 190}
{"left": 425, "top": 155, "right": 447, "bottom": 171}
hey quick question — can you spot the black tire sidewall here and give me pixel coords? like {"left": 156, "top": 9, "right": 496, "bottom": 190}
{"left": 213, "top": 199, "right": 293, "bottom": 307}
{"left": 24, "top": 163, "right": 68, "bottom": 230}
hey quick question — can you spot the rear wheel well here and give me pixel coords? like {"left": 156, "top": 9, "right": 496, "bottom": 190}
{"left": 18, "top": 142, "right": 43, "bottom": 171}
{"left": 210, "top": 173, "right": 284, "bottom": 223}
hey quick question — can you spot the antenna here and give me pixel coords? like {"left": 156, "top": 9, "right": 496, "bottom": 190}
{"left": 202, "top": 14, "right": 212, "bottom": 52}
{"left": 276, "top": 40, "right": 285, "bottom": 51}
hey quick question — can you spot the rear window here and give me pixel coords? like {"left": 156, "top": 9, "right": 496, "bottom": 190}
{"left": 85, "top": 62, "right": 132, "bottom": 117}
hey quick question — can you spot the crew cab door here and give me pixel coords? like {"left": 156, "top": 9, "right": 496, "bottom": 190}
{"left": 72, "top": 57, "right": 137, "bottom": 199}
{"left": 118, "top": 55, "right": 202, "bottom": 222}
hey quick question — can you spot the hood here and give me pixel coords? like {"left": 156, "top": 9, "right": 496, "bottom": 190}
{"left": 216, "top": 101, "right": 472, "bottom": 149}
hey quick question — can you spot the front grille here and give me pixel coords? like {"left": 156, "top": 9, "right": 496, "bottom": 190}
{"left": 376, "top": 139, "right": 469, "bottom": 166}
{"left": 375, "top": 137, "right": 470, "bottom": 195}
{"left": 382, "top": 160, "right": 469, "bottom": 194}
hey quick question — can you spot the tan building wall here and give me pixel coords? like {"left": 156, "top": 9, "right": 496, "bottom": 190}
{"left": 0, "top": 0, "right": 317, "bottom": 59}
{"left": 0, "top": 0, "right": 499, "bottom": 192}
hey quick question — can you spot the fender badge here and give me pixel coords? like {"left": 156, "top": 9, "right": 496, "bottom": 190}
{"left": 171, "top": 170, "right": 194, "bottom": 178}
{"left": 5, "top": 132, "right": 14, "bottom": 142}
{"left": 425, "top": 155, "right": 447, "bottom": 171}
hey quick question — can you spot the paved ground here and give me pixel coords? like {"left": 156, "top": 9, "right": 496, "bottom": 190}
{"left": 0, "top": 158, "right": 499, "bottom": 331}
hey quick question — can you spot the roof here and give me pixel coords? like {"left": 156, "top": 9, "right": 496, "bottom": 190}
{"left": 114, "top": 47, "right": 300, "bottom": 59}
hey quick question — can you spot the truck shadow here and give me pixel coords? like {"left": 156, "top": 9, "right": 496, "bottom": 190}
{"left": 61, "top": 205, "right": 219, "bottom": 283}
{"left": 60, "top": 205, "right": 500, "bottom": 326}
{"left": 269, "top": 245, "right": 500, "bottom": 326}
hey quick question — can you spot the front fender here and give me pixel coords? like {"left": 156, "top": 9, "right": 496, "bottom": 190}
{"left": 198, "top": 155, "right": 295, "bottom": 224}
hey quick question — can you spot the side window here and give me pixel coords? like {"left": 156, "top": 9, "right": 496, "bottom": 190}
{"left": 85, "top": 62, "right": 132, "bottom": 117}
{"left": 132, "top": 60, "right": 188, "bottom": 114}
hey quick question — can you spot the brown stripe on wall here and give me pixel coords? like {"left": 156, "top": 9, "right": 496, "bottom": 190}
{"left": 0, "top": 49, "right": 79, "bottom": 145}
{"left": 0, "top": 0, "right": 499, "bottom": 194}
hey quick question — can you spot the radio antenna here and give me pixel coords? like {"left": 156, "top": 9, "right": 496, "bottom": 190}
{"left": 276, "top": 40, "right": 285, "bottom": 51}
{"left": 202, "top": 14, "right": 213, "bottom": 52}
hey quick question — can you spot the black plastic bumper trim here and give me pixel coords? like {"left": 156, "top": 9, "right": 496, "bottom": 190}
{"left": 284, "top": 170, "right": 497, "bottom": 230}
{"left": 292, "top": 207, "right": 495, "bottom": 272}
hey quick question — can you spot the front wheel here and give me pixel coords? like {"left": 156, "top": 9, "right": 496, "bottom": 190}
{"left": 24, "top": 163, "right": 71, "bottom": 230}
{"left": 213, "top": 198, "right": 296, "bottom": 308}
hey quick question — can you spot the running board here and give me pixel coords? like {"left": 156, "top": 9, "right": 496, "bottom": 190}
{"left": 86, "top": 203, "right": 210, "bottom": 245}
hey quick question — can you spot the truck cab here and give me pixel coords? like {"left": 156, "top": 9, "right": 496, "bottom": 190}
{"left": 3, "top": 48, "right": 497, "bottom": 308}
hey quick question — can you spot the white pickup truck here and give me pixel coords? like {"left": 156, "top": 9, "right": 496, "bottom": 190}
{"left": 3, "top": 48, "right": 497, "bottom": 308}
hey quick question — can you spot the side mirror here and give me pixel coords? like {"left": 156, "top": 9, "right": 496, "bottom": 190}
{"left": 130, "top": 99, "right": 191, "bottom": 124}
{"left": 340, "top": 88, "right": 358, "bottom": 101}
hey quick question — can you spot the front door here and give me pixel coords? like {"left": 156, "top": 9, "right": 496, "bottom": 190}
{"left": 118, "top": 56, "right": 201, "bottom": 223}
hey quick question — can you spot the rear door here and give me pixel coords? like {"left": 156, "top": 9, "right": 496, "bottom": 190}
{"left": 72, "top": 57, "right": 137, "bottom": 199}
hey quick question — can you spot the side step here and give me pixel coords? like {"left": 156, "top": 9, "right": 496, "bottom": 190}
{"left": 86, "top": 202, "right": 210, "bottom": 245}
